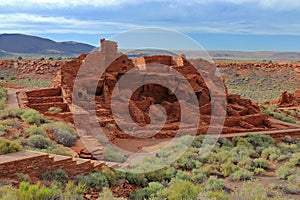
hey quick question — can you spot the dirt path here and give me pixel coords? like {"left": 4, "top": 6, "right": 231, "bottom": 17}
{"left": 6, "top": 89, "right": 19, "bottom": 109}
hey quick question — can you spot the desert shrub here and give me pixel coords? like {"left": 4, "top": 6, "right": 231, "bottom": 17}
{"left": 237, "top": 157, "right": 253, "bottom": 171}
{"left": 194, "top": 164, "right": 214, "bottom": 176}
{"left": 261, "top": 146, "right": 282, "bottom": 161}
{"left": 161, "top": 178, "right": 200, "bottom": 200}
{"left": 52, "top": 129, "right": 77, "bottom": 147}
{"left": 246, "top": 134, "right": 274, "bottom": 149}
{"left": 25, "top": 125, "right": 46, "bottom": 136}
{"left": 230, "top": 169, "right": 253, "bottom": 181}
{"left": 229, "top": 180, "right": 284, "bottom": 200}
{"left": 101, "top": 166, "right": 116, "bottom": 186}
{"left": 174, "top": 150, "right": 199, "bottom": 170}
{"left": 145, "top": 166, "right": 176, "bottom": 182}
{"left": 0, "top": 185, "right": 18, "bottom": 199}
{"left": 276, "top": 162, "right": 297, "bottom": 179}
{"left": 59, "top": 181, "right": 86, "bottom": 199}
{"left": 277, "top": 143, "right": 299, "bottom": 153}
{"left": 191, "top": 134, "right": 205, "bottom": 148}
{"left": 48, "top": 107, "right": 62, "bottom": 113}
{"left": 125, "top": 171, "right": 147, "bottom": 186}
{"left": 0, "top": 124, "right": 8, "bottom": 136}
{"left": 221, "top": 162, "right": 239, "bottom": 177}
{"left": 17, "top": 173, "right": 31, "bottom": 182}
{"left": 96, "top": 134, "right": 109, "bottom": 144}
{"left": 21, "top": 109, "right": 46, "bottom": 125}
{"left": 42, "top": 122, "right": 77, "bottom": 147}
{"left": 205, "top": 176, "right": 225, "bottom": 191}
{"left": 0, "top": 138, "right": 21, "bottom": 154}
{"left": 0, "top": 88, "right": 7, "bottom": 110}
{"left": 98, "top": 187, "right": 126, "bottom": 200}
{"left": 252, "top": 158, "right": 270, "bottom": 169}
{"left": 103, "top": 145, "right": 127, "bottom": 163}
{"left": 105, "top": 123, "right": 115, "bottom": 130}
{"left": 191, "top": 169, "right": 206, "bottom": 183}
{"left": 232, "top": 136, "right": 253, "bottom": 148}
{"left": 1, "top": 118, "right": 21, "bottom": 129}
{"left": 175, "top": 170, "right": 192, "bottom": 181}
{"left": 282, "top": 174, "right": 300, "bottom": 194}
{"left": 254, "top": 168, "right": 265, "bottom": 176}
{"left": 19, "top": 182, "right": 61, "bottom": 200}
{"left": 41, "top": 169, "right": 69, "bottom": 184}
{"left": 42, "top": 121, "right": 74, "bottom": 133}
{"left": 52, "top": 169, "right": 69, "bottom": 183}
{"left": 27, "top": 135, "right": 54, "bottom": 149}
{"left": 217, "top": 138, "right": 234, "bottom": 148}
{"left": 130, "top": 182, "right": 164, "bottom": 200}
{"left": 6, "top": 108, "right": 24, "bottom": 118}
{"left": 289, "top": 153, "right": 300, "bottom": 166}
{"left": 41, "top": 146, "right": 70, "bottom": 156}
{"left": 87, "top": 172, "right": 109, "bottom": 191}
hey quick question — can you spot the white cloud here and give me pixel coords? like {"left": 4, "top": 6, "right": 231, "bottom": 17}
{"left": 0, "top": 13, "right": 141, "bottom": 34}
{"left": 0, "top": 0, "right": 300, "bottom": 10}
{"left": 1, "top": 13, "right": 300, "bottom": 36}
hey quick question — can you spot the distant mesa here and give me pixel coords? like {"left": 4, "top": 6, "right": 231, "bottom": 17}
{"left": 0, "top": 33, "right": 95, "bottom": 58}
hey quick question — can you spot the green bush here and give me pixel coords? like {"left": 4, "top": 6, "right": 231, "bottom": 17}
{"left": 0, "top": 119, "right": 21, "bottom": 129}
{"left": 21, "top": 109, "right": 46, "bottom": 125}
{"left": 27, "top": 135, "right": 54, "bottom": 149}
{"left": 205, "top": 176, "right": 225, "bottom": 191}
{"left": 191, "top": 169, "right": 206, "bottom": 183}
{"left": 230, "top": 169, "right": 254, "bottom": 181}
{"left": 48, "top": 107, "right": 62, "bottom": 113}
{"left": 252, "top": 158, "right": 270, "bottom": 169}
{"left": 41, "top": 169, "right": 69, "bottom": 183}
{"left": 276, "top": 162, "right": 297, "bottom": 179}
{"left": 105, "top": 123, "right": 116, "bottom": 130}
{"left": 246, "top": 134, "right": 274, "bottom": 149}
{"left": 0, "top": 124, "right": 8, "bottom": 136}
{"left": 175, "top": 170, "right": 192, "bottom": 181}
{"left": 16, "top": 173, "right": 31, "bottom": 182}
{"left": 52, "top": 129, "right": 77, "bottom": 147}
{"left": 25, "top": 125, "right": 46, "bottom": 136}
{"left": 125, "top": 171, "right": 147, "bottom": 186}
{"left": 221, "top": 162, "right": 239, "bottom": 177}
{"left": 101, "top": 166, "right": 116, "bottom": 186}
{"left": 52, "top": 169, "right": 69, "bottom": 183}
{"left": 254, "top": 168, "right": 265, "bottom": 176}
{"left": 98, "top": 187, "right": 126, "bottom": 200}
{"left": 289, "top": 153, "right": 300, "bottom": 166}
{"left": 130, "top": 182, "right": 164, "bottom": 200}
{"left": 229, "top": 180, "right": 284, "bottom": 200}
{"left": 42, "top": 122, "right": 77, "bottom": 147}
{"left": 144, "top": 166, "right": 176, "bottom": 182}
{"left": 174, "top": 150, "right": 199, "bottom": 170}
{"left": 87, "top": 172, "right": 109, "bottom": 191}
{"left": 6, "top": 108, "right": 24, "bottom": 118}
{"left": 103, "top": 149, "right": 127, "bottom": 163}
{"left": 161, "top": 178, "right": 200, "bottom": 200}
{"left": 0, "top": 138, "right": 21, "bottom": 154}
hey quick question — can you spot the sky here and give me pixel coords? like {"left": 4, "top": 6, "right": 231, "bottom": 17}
{"left": 1, "top": 0, "right": 300, "bottom": 51}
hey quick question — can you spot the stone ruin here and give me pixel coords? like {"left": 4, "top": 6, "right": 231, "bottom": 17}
{"left": 278, "top": 90, "right": 300, "bottom": 107}
{"left": 18, "top": 39, "right": 274, "bottom": 141}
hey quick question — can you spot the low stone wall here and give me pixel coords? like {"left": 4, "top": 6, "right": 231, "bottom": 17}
{"left": 0, "top": 151, "right": 105, "bottom": 180}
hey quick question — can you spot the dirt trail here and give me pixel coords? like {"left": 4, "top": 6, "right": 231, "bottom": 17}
{"left": 6, "top": 89, "right": 19, "bottom": 109}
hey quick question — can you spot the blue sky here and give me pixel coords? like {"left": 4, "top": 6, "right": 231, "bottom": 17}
{"left": 1, "top": 0, "right": 300, "bottom": 51}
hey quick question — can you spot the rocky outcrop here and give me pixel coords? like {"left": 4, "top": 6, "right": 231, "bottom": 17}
{"left": 278, "top": 90, "right": 300, "bottom": 107}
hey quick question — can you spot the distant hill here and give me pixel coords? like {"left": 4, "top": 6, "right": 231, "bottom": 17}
{"left": 174, "top": 50, "right": 300, "bottom": 61}
{"left": 0, "top": 34, "right": 95, "bottom": 58}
